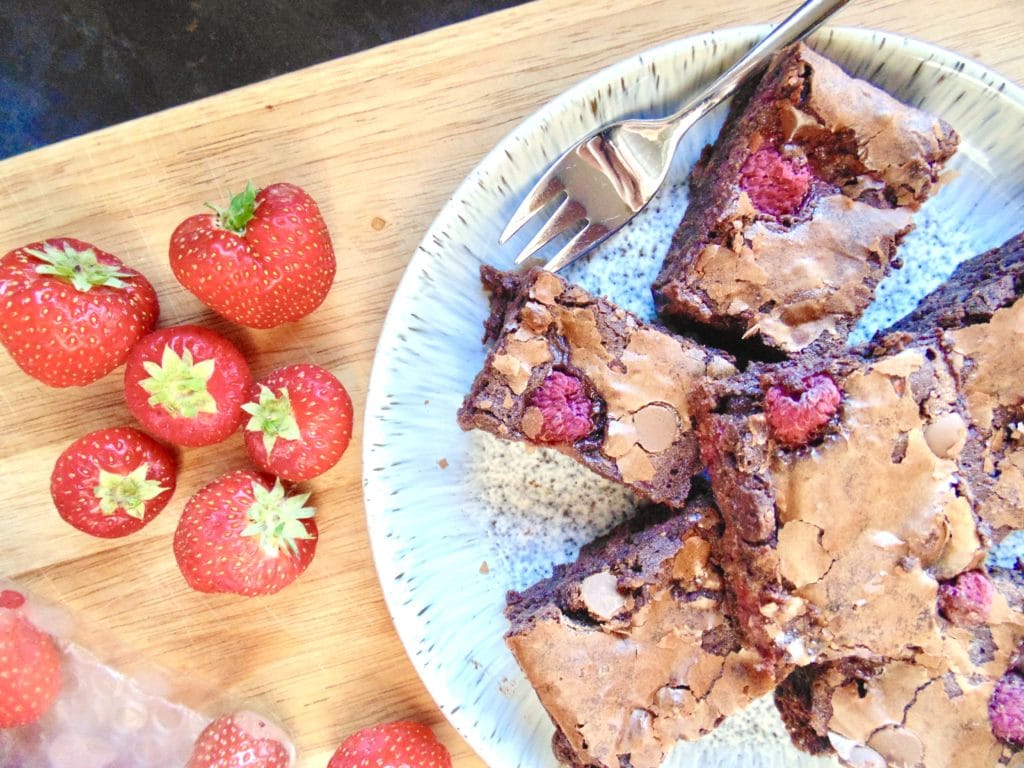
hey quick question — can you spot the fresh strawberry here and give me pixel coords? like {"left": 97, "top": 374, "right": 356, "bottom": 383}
{"left": 186, "top": 711, "right": 294, "bottom": 768}
{"left": 0, "top": 590, "right": 62, "bottom": 729}
{"left": 169, "top": 182, "right": 335, "bottom": 329}
{"left": 173, "top": 470, "right": 317, "bottom": 596}
{"left": 123, "top": 325, "right": 252, "bottom": 447}
{"left": 0, "top": 237, "right": 158, "bottom": 387}
{"left": 242, "top": 364, "right": 353, "bottom": 481}
{"left": 50, "top": 426, "right": 176, "bottom": 538}
{"left": 328, "top": 721, "right": 452, "bottom": 768}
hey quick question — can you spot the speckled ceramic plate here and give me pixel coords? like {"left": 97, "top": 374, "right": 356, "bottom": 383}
{"left": 363, "top": 25, "right": 1024, "bottom": 768}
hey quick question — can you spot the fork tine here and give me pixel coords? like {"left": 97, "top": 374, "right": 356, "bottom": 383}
{"left": 500, "top": 173, "right": 566, "bottom": 247}
{"left": 514, "top": 197, "right": 587, "bottom": 265}
{"left": 542, "top": 222, "right": 610, "bottom": 273}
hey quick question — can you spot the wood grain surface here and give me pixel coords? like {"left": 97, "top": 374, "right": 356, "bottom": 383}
{"left": 0, "top": 0, "right": 1021, "bottom": 765}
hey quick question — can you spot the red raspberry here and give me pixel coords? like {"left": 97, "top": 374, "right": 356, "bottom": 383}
{"left": 764, "top": 374, "right": 841, "bottom": 448}
{"left": 938, "top": 570, "right": 993, "bottom": 627}
{"left": 740, "top": 146, "right": 812, "bottom": 217}
{"left": 990, "top": 671, "right": 1024, "bottom": 744}
{"left": 527, "top": 371, "right": 595, "bottom": 444}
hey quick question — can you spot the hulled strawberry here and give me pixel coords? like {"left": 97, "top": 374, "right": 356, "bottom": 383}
{"left": 242, "top": 364, "right": 353, "bottom": 482}
{"left": 328, "top": 721, "right": 452, "bottom": 768}
{"left": 0, "top": 237, "right": 158, "bottom": 387}
{"left": 0, "top": 590, "right": 62, "bottom": 729}
{"left": 169, "top": 182, "right": 336, "bottom": 329}
{"left": 186, "top": 711, "right": 294, "bottom": 768}
{"left": 123, "top": 325, "right": 251, "bottom": 447}
{"left": 51, "top": 426, "right": 176, "bottom": 538}
{"left": 173, "top": 470, "right": 317, "bottom": 596}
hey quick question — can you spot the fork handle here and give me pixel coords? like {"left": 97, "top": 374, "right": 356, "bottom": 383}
{"left": 670, "top": 0, "right": 851, "bottom": 125}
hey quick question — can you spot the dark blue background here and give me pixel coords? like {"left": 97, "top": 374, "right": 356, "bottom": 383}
{"left": 1, "top": 0, "right": 528, "bottom": 159}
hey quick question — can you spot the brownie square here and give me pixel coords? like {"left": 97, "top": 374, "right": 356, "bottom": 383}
{"left": 505, "top": 496, "right": 776, "bottom": 768}
{"left": 458, "top": 265, "right": 736, "bottom": 508}
{"left": 652, "top": 42, "right": 958, "bottom": 354}
{"left": 694, "top": 338, "right": 975, "bottom": 669}
{"left": 692, "top": 232, "right": 1024, "bottom": 671}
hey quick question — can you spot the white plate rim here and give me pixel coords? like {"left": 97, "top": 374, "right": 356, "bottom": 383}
{"left": 362, "top": 22, "right": 1024, "bottom": 767}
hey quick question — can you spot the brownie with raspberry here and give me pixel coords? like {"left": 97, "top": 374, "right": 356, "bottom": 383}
{"left": 457, "top": 265, "right": 736, "bottom": 508}
{"left": 652, "top": 42, "right": 958, "bottom": 354}
{"left": 692, "top": 337, "right": 978, "bottom": 670}
{"left": 692, "top": 232, "right": 1024, "bottom": 671}
{"left": 505, "top": 494, "right": 777, "bottom": 768}
{"left": 774, "top": 563, "right": 1024, "bottom": 766}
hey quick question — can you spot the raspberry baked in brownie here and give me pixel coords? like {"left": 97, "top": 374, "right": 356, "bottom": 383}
{"left": 457, "top": 266, "right": 736, "bottom": 508}
{"left": 694, "top": 338, "right": 974, "bottom": 670}
{"left": 774, "top": 564, "right": 1024, "bottom": 767}
{"left": 652, "top": 42, "right": 959, "bottom": 353}
{"left": 505, "top": 495, "right": 776, "bottom": 768}
{"left": 692, "top": 231, "right": 1024, "bottom": 671}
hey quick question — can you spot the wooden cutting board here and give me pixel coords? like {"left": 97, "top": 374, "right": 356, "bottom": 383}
{"left": 1, "top": 0, "right": 1021, "bottom": 765}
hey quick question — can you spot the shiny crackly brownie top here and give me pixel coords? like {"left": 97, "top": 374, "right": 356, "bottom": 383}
{"left": 505, "top": 499, "right": 775, "bottom": 768}
{"left": 775, "top": 566, "right": 1024, "bottom": 767}
{"left": 876, "top": 230, "right": 1024, "bottom": 543}
{"left": 696, "top": 264, "right": 1024, "bottom": 674}
{"left": 697, "top": 340, "right": 983, "bottom": 669}
{"left": 458, "top": 265, "right": 735, "bottom": 507}
{"left": 653, "top": 42, "right": 958, "bottom": 353}
{"left": 945, "top": 293, "right": 1024, "bottom": 543}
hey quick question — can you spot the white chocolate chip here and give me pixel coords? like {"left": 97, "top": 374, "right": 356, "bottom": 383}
{"left": 579, "top": 571, "right": 627, "bottom": 621}
{"left": 923, "top": 412, "right": 968, "bottom": 459}
{"left": 828, "top": 733, "right": 887, "bottom": 768}
{"left": 867, "top": 726, "right": 924, "bottom": 768}
{"left": 631, "top": 403, "right": 679, "bottom": 453}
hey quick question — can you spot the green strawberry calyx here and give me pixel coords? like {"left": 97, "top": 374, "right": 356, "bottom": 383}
{"left": 242, "top": 479, "right": 315, "bottom": 557}
{"left": 140, "top": 345, "right": 218, "bottom": 418}
{"left": 241, "top": 385, "right": 302, "bottom": 456}
{"left": 206, "top": 181, "right": 261, "bottom": 235}
{"left": 27, "top": 242, "right": 133, "bottom": 292}
{"left": 93, "top": 464, "right": 168, "bottom": 520}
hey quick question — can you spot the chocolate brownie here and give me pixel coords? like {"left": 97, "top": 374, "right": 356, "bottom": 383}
{"left": 652, "top": 42, "right": 959, "bottom": 354}
{"left": 458, "top": 266, "right": 736, "bottom": 508}
{"left": 774, "top": 564, "right": 1024, "bottom": 766}
{"left": 505, "top": 496, "right": 776, "bottom": 768}
{"left": 694, "top": 338, "right": 975, "bottom": 669}
{"left": 876, "top": 231, "right": 1024, "bottom": 544}
{"left": 692, "top": 232, "right": 1024, "bottom": 669}
{"left": 883, "top": 232, "right": 1024, "bottom": 336}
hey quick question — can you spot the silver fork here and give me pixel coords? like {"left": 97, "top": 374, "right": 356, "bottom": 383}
{"left": 501, "top": 0, "right": 850, "bottom": 272}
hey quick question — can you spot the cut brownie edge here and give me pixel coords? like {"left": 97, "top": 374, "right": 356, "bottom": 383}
{"left": 878, "top": 230, "right": 1024, "bottom": 338}
{"left": 480, "top": 263, "right": 526, "bottom": 344}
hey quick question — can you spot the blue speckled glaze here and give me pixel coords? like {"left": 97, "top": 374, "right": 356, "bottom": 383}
{"left": 364, "top": 25, "right": 1024, "bottom": 768}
